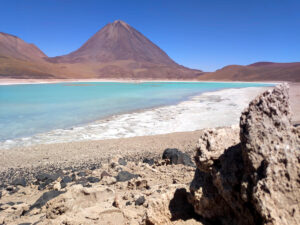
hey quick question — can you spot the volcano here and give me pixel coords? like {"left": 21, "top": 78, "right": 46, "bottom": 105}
{"left": 45, "top": 20, "right": 201, "bottom": 79}
{"left": 50, "top": 20, "right": 177, "bottom": 65}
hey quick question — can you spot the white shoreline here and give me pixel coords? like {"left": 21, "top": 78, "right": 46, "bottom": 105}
{"left": 0, "top": 78, "right": 278, "bottom": 85}
{"left": 0, "top": 86, "right": 270, "bottom": 149}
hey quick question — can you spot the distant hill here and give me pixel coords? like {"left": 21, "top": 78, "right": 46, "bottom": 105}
{"left": 0, "top": 32, "right": 46, "bottom": 61}
{"left": 198, "top": 62, "right": 300, "bottom": 82}
{"left": 0, "top": 21, "right": 202, "bottom": 79}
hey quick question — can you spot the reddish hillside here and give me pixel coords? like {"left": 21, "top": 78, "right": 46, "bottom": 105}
{"left": 0, "top": 32, "right": 46, "bottom": 61}
{"left": 49, "top": 20, "right": 176, "bottom": 65}
{"left": 0, "top": 21, "right": 201, "bottom": 79}
{"left": 198, "top": 62, "right": 300, "bottom": 82}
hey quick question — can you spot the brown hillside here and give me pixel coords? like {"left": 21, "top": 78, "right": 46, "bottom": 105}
{"left": 198, "top": 62, "right": 300, "bottom": 82}
{"left": 0, "top": 32, "right": 46, "bottom": 61}
{"left": 0, "top": 21, "right": 201, "bottom": 79}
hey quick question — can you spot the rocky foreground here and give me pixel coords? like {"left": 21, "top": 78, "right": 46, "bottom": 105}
{"left": 0, "top": 84, "right": 299, "bottom": 225}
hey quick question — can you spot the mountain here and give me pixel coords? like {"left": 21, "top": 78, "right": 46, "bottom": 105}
{"left": 46, "top": 20, "right": 201, "bottom": 79}
{"left": 0, "top": 21, "right": 201, "bottom": 79}
{"left": 198, "top": 62, "right": 300, "bottom": 82}
{"left": 49, "top": 20, "right": 177, "bottom": 65}
{"left": 0, "top": 32, "right": 46, "bottom": 61}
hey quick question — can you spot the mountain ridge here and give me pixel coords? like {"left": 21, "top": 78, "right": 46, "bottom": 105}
{"left": 0, "top": 20, "right": 201, "bottom": 79}
{"left": 198, "top": 62, "right": 300, "bottom": 82}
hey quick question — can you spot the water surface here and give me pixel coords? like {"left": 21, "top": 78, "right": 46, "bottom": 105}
{"left": 0, "top": 82, "right": 272, "bottom": 142}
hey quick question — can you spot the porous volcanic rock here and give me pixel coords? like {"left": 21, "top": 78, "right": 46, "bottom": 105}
{"left": 189, "top": 84, "right": 300, "bottom": 225}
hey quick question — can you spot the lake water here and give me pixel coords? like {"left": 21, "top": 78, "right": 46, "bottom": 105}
{"left": 0, "top": 82, "right": 272, "bottom": 144}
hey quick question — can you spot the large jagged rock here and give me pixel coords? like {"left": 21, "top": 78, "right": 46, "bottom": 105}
{"left": 189, "top": 84, "right": 300, "bottom": 225}
{"left": 240, "top": 84, "right": 300, "bottom": 224}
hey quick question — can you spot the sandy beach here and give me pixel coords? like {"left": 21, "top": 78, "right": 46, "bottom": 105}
{"left": 0, "top": 78, "right": 279, "bottom": 85}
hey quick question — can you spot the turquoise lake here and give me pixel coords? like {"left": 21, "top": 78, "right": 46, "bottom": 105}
{"left": 0, "top": 82, "right": 273, "bottom": 142}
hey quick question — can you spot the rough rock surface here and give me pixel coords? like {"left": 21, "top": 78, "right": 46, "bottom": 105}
{"left": 190, "top": 84, "right": 300, "bottom": 225}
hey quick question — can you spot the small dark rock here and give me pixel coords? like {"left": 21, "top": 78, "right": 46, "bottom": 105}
{"left": 6, "top": 186, "right": 14, "bottom": 191}
{"left": 60, "top": 181, "right": 67, "bottom": 189}
{"left": 18, "top": 223, "right": 31, "bottom": 225}
{"left": 71, "top": 173, "right": 76, "bottom": 181}
{"left": 110, "top": 162, "right": 117, "bottom": 169}
{"left": 87, "top": 177, "right": 100, "bottom": 183}
{"left": 90, "top": 165, "right": 97, "bottom": 170}
{"left": 143, "top": 158, "right": 155, "bottom": 166}
{"left": 135, "top": 196, "right": 145, "bottom": 206}
{"left": 115, "top": 171, "right": 139, "bottom": 182}
{"left": 162, "top": 148, "right": 194, "bottom": 167}
{"left": 62, "top": 176, "right": 72, "bottom": 183}
{"left": 126, "top": 201, "right": 132, "bottom": 206}
{"left": 36, "top": 173, "right": 60, "bottom": 187}
{"left": 7, "top": 201, "right": 15, "bottom": 206}
{"left": 12, "top": 177, "right": 27, "bottom": 187}
{"left": 77, "top": 172, "right": 86, "bottom": 177}
{"left": 0, "top": 191, "right": 2, "bottom": 199}
{"left": 118, "top": 158, "right": 127, "bottom": 166}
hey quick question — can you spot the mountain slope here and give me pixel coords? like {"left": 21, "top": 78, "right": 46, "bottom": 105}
{"left": 0, "top": 32, "right": 46, "bottom": 61}
{"left": 0, "top": 21, "right": 201, "bottom": 79}
{"left": 198, "top": 62, "right": 300, "bottom": 82}
{"left": 49, "top": 20, "right": 177, "bottom": 65}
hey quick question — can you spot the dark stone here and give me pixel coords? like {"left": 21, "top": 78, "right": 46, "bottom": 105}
{"left": 87, "top": 177, "right": 100, "bottom": 183}
{"left": 7, "top": 201, "right": 15, "bottom": 206}
{"left": 60, "top": 182, "right": 66, "bottom": 189}
{"left": 6, "top": 186, "right": 14, "bottom": 191}
{"left": 115, "top": 171, "right": 139, "bottom": 182}
{"left": 135, "top": 196, "right": 145, "bottom": 206}
{"left": 90, "top": 165, "right": 97, "bottom": 170}
{"left": 126, "top": 201, "right": 132, "bottom": 206}
{"left": 62, "top": 176, "right": 72, "bottom": 183}
{"left": 71, "top": 173, "right": 76, "bottom": 181}
{"left": 12, "top": 177, "right": 27, "bottom": 187}
{"left": 35, "top": 173, "right": 60, "bottom": 187}
{"left": 143, "top": 158, "right": 155, "bottom": 166}
{"left": 18, "top": 223, "right": 31, "bottom": 225}
{"left": 118, "top": 158, "right": 127, "bottom": 166}
{"left": 162, "top": 148, "right": 194, "bottom": 167}
{"left": 0, "top": 191, "right": 2, "bottom": 199}
{"left": 60, "top": 176, "right": 72, "bottom": 189}
{"left": 77, "top": 172, "right": 86, "bottom": 177}
{"left": 36, "top": 173, "right": 51, "bottom": 182}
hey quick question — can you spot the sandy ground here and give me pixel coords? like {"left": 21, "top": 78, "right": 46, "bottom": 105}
{"left": 0, "top": 130, "right": 203, "bottom": 171}
{"left": 0, "top": 78, "right": 278, "bottom": 85}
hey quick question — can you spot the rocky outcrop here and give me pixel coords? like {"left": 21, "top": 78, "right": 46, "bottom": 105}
{"left": 189, "top": 84, "right": 300, "bottom": 225}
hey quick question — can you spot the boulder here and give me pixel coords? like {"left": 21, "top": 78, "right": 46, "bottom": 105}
{"left": 162, "top": 148, "right": 194, "bottom": 167}
{"left": 11, "top": 177, "right": 27, "bottom": 187}
{"left": 189, "top": 84, "right": 300, "bottom": 225}
{"left": 115, "top": 171, "right": 139, "bottom": 182}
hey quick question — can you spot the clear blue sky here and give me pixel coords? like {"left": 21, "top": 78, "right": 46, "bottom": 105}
{"left": 0, "top": 0, "right": 299, "bottom": 71}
